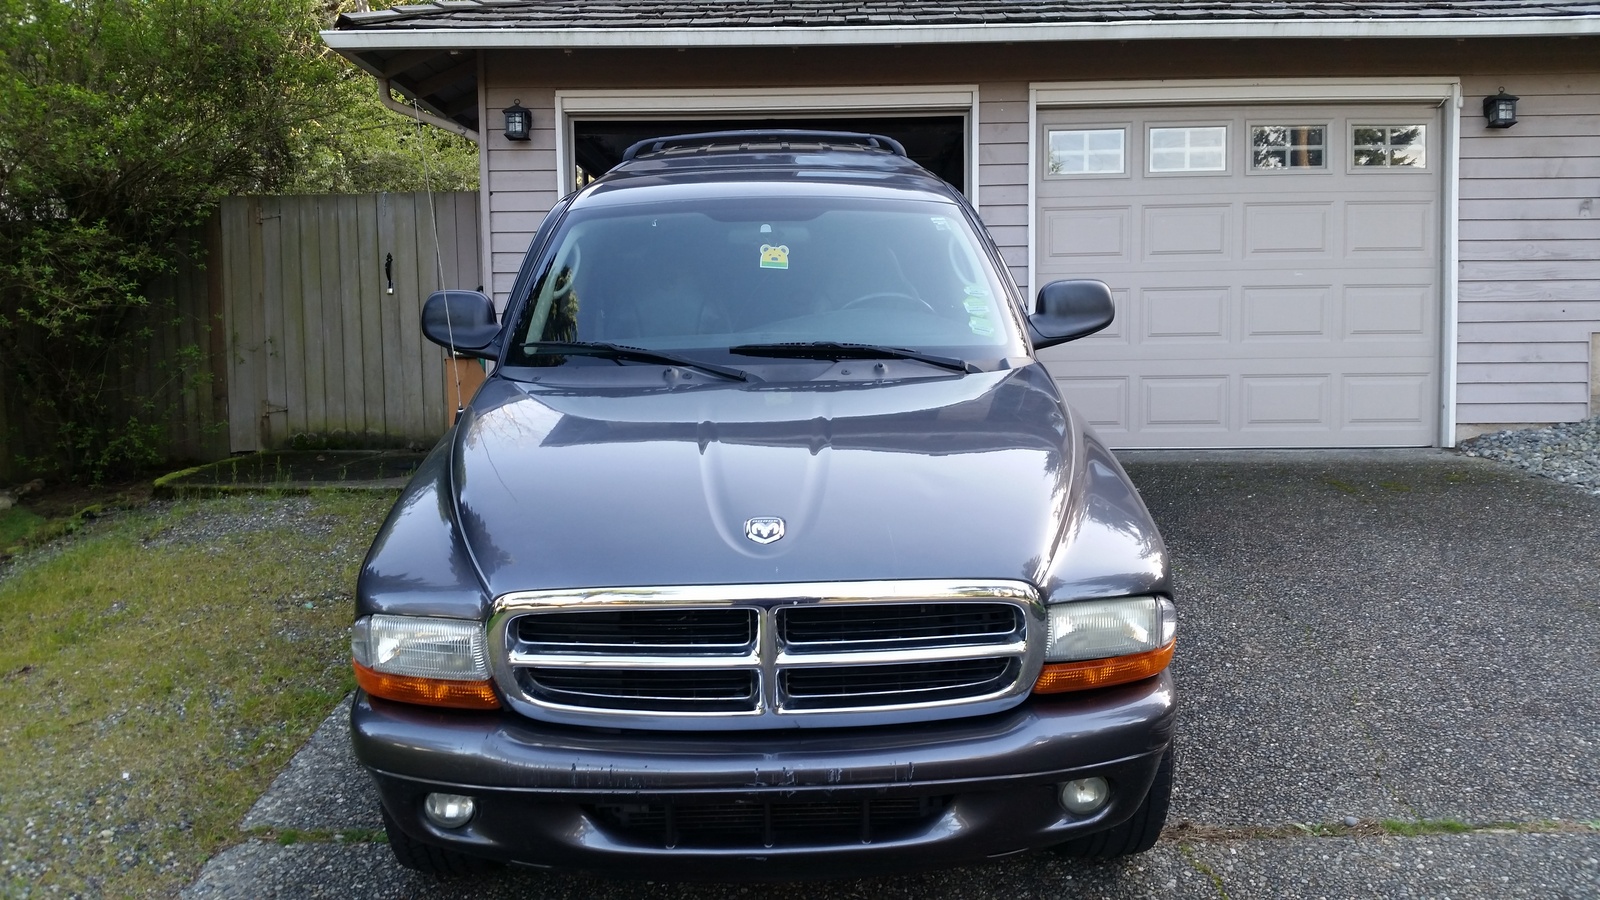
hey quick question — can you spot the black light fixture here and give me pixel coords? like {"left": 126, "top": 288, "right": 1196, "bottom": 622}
{"left": 503, "top": 100, "right": 532, "bottom": 141}
{"left": 1482, "top": 88, "right": 1519, "bottom": 129}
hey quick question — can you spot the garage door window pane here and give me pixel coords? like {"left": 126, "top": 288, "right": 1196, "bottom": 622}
{"left": 1352, "top": 125, "right": 1427, "bottom": 168}
{"left": 1149, "top": 127, "right": 1226, "bottom": 173}
{"left": 1048, "top": 129, "right": 1125, "bottom": 175}
{"left": 1252, "top": 125, "right": 1326, "bottom": 169}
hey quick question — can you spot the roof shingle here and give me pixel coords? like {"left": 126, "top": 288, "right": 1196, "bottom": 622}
{"left": 337, "top": 0, "right": 1600, "bottom": 32}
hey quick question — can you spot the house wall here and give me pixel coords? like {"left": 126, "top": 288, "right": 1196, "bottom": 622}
{"left": 1457, "top": 73, "right": 1600, "bottom": 432}
{"left": 480, "top": 36, "right": 1600, "bottom": 434}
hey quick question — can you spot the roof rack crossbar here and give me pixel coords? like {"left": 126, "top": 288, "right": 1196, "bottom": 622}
{"left": 622, "top": 129, "right": 908, "bottom": 162}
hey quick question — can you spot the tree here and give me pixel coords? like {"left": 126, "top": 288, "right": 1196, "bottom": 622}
{"left": 0, "top": 0, "right": 425, "bottom": 479}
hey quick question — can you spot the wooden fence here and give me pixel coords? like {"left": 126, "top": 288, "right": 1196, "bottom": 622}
{"left": 0, "top": 192, "right": 482, "bottom": 482}
{"left": 219, "top": 192, "right": 481, "bottom": 453}
{"left": 0, "top": 221, "right": 229, "bottom": 481}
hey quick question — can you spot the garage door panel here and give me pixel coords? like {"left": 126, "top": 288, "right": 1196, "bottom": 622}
{"left": 1044, "top": 208, "right": 1130, "bottom": 260}
{"left": 1244, "top": 203, "right": 1332, "bottom": 256}
{"left": 1345, "top": 201, "right": 1434, "bottom": 255}
{"left": 1241, "top": 286, "right": 1332, "bottom": 340}
{"left": 1142, "top": 288, "right": 1230, "bottom": 343}
{"left": 1037, "top": 102, "right": 1440, "bottom": 448}
{"left": 1241, "top": 375, "right": 1332, "bottom": 428}
{"left": 1343, "top": 285, "right": 1431, "bottom": 339}
{"left": 1343, "top": 374, "right": 1431, "bottom": 427}
{"left": 1144, "top": 205, "right": 1231, "bottom": 258}
{"left": 1141, "top": 376, "right": 1231, "bottom": 429}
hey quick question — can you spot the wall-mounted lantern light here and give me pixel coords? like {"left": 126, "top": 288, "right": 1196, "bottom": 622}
{"left": 1482, "top": 88, "right": 1519, "bottom": 129}
{"left": 503, "top": 100, "right": 532, "bottom": 141}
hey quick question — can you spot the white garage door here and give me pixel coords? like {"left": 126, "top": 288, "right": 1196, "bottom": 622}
{"left": 1035, "top": 104, "right": 1442, "bottom": 448}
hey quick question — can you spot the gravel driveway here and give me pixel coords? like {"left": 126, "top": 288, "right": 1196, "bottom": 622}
{"left": 184, "top": 450, "right": 1600, "bottom": 899}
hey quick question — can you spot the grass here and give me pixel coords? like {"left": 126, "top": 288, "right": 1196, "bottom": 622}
{"left": 1381, "top": 818, "right": 1473, "bottom": 837}
{"left": 0, "top": 506, "right": 45, "bottom": 551}
{"left": 0, "top": 491, "right": 395, "bottom": 898}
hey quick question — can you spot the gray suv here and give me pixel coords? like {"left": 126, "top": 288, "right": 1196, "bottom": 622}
{"left": 352, "top": 131, "right": 1175, "bottom": 880}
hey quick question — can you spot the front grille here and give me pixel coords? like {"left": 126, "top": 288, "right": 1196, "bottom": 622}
{"left": 490, "top": 581, "right": 1041, "bottom": 728}
{"left": 589, "top": 796, "right": 949, "bottom": 848}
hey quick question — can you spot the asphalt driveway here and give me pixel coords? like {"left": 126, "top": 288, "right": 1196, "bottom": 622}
{"left": 184, "top": 450, "right": 1600, "bottom": 899}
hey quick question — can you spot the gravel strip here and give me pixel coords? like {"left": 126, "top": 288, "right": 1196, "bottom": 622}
{"left": 1457, "top": 416, "right": 1600, "bottom": 495}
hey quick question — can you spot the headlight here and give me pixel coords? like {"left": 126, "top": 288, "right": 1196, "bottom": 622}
{"left": 1034, "top": 596, "right": 1175, "bottom": 694}
{"left": 352, "top": 615, "right": 499, "bottom": 709}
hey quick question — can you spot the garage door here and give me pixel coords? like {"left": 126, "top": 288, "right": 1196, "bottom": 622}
{"left": 1036, "top": 104, "right": 1441, "bottom": 448}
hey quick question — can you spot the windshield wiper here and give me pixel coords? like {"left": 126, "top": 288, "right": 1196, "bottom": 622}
{"left": 528, "top": 341, "right": 759, "bottom": 382}
{"left": 729, "top": 342, "right": 976, "bottom": 374}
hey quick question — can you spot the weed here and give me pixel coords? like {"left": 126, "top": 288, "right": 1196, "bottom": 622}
{"left": 1178, "top": 843, "right": 1231, "bottom": 899}
{"left": 0, "top": 506, "right": 45, "bottom": 549}
{"left": 1381, "top": 818, "right": 1472, "bottom": 836}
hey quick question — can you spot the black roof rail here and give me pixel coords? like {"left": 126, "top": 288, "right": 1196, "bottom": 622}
{"left": 621, "top": 129, "right": 909, "bottom": 162}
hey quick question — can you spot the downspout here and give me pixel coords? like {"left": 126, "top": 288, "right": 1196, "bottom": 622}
{"left": 379, "top": 77, "right": 480, "bottom": 143}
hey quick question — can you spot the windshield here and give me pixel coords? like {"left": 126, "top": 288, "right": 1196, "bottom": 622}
{"left": 503, "top": 193, "right": 1025, "bottom": 368}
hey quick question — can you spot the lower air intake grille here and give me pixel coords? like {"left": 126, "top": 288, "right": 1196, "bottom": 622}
{"left": 589, "top": 796, "right": 949, "bottom": 848}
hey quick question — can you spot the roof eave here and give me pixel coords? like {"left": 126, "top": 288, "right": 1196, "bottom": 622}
{"left": 322, "top": 16, "right": 1600, "bottom": 51}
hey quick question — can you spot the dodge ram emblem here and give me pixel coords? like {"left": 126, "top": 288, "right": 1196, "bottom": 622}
{"left": 744, "top": 517, "right": 785, "bottom": 544}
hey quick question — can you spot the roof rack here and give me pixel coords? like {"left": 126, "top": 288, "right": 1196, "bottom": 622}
{"left": 621, "top": 129, "right": 908, "bottom": 162}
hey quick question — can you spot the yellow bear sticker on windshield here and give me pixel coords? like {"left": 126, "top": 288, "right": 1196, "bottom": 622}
{"left": 759, "top": 244, "right": 790, "bottom": 270}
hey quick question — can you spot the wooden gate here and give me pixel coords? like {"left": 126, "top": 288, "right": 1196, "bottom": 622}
{"left": 219, "top": 192, "right": 482, "bottom": 452}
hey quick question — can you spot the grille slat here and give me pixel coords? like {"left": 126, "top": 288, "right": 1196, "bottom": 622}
{"left": 522, "top": 667, "right": 758, "bottom": 712}
{"left": 780, "top": 603, "right": 1022, "bottom": 651}
{"left": 782, "top": 659, "right": 1016, "bottom": 709}
{"left": 517, "top": 608, "right": 756, "bottom": 653}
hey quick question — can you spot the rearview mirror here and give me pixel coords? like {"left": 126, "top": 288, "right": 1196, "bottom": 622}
{"left": 421, "top": 290, "right": 501, "bottom": 359}
{"left": 1029, "top": 280, "right": 1114, "bottom": 349}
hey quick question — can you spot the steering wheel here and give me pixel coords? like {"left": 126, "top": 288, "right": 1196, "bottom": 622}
{"left": 842, "top": 291, "right": 937, "bottom": 314}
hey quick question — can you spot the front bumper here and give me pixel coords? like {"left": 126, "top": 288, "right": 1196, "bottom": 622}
{"left": 352, "top": 672, "right": 1175, "bottom": 880}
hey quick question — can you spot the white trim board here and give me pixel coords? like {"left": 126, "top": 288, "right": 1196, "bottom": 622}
{"left": 1032, "top": 78, "right": 1460, "bottom": 107}
{"left": 553, "top": 85, "right": 982, "bottom": 202}
{"left": 323, "top": 16, "right": 1600, "bottom": 51}
{"left": 1025, "top": 77, "right": 1462, "bottom": 448}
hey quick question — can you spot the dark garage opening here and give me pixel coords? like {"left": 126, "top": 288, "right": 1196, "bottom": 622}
{"left": 572, "top": 116, "right": 967, "bottom": 193}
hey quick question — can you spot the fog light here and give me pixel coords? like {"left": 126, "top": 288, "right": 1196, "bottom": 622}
{"left": 423, "top": 792, "right": 476, "bottom": 829}
{"left": 1059, "top": 777, "right": 1110, "bottom": 815}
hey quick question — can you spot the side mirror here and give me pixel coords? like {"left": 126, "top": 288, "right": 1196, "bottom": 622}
{"left": 421, "top": 290, "right": 501, "bottom": 359}
{"left": 1029, "top": 279, "right": 1115, "bottom": 349}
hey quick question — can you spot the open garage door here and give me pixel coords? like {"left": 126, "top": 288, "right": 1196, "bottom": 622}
{"left": 573, "top": 116, "right": 966, "bottom": 193}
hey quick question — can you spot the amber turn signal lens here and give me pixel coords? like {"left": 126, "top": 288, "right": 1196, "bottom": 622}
{"left": 1032, "top": 641, "right": 1175, "bottom": 694}
{"left": 353, "top": 660, "right": 501, "bottom": 710}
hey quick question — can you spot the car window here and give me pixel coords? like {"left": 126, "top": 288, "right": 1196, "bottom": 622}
{"left": 504, "top": 195, "right": 1022, "bottom": 365}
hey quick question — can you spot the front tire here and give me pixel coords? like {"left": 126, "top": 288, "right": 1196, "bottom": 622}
{"left": 381, "top": 806, "right": 497, "bottom": 877}
{"left": 1052, "top": 747, "right": 1173, "bottom": 859}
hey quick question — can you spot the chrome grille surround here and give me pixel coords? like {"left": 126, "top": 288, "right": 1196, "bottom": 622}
{"left": 487, "top": 580, "right": 1043, "bottom": 731}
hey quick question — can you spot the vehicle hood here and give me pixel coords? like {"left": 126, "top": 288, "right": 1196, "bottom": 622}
{"left": 445, "top": 366, "right": 1095, "bottom": 597}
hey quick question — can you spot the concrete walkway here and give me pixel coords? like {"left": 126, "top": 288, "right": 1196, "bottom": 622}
{"left": 185, "top": 451, "right": 1600, "bottom": 899}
